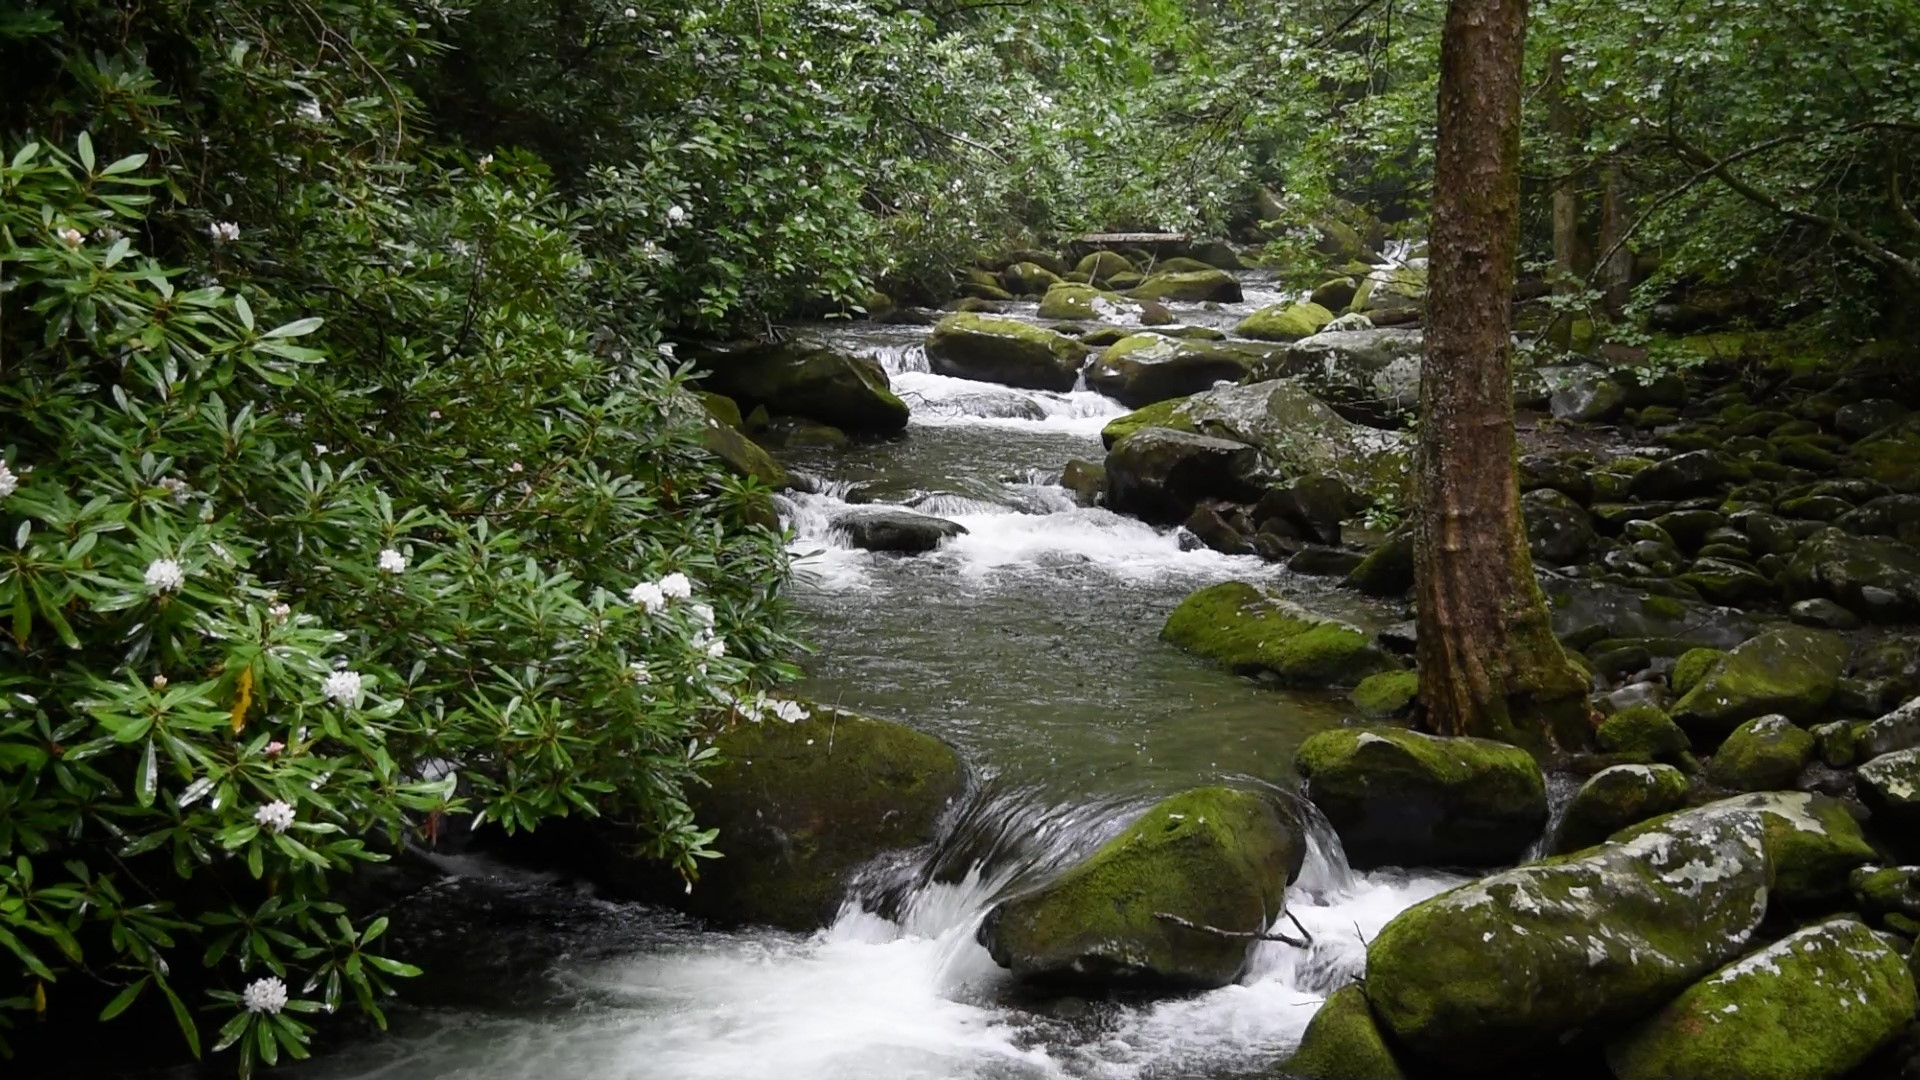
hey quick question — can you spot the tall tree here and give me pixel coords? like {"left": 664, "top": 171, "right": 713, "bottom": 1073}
{"left": 1414, "top": 0, "right": 1590, "bottom": 755}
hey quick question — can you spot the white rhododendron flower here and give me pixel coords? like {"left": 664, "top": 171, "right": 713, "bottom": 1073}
{"left": 377, "top": 548, "right": 407, "bottom": 574}
{"left": 144, "top": 558, "right": 186, "bottom": 593}
{"left": 690, "top": 602, "right": 715, "bottom": 627}
{"left": 629, "top": 661, "right": 652, "bottom": 684}
{"left": 243, "top": 976, "right": 289, "bottom": 1015}
{"left": 58, "top": 227, "right": 83, "bottom": 248}
{"left": 628, "top": 581, "right": 666, "bottom": 611}
{"left": 322, "top": 669, "right": 364, "bottom": 707}
{"left": 666, "top": 205, "right": 688, "bottom": 225}
{"left": 209, "top": 221, "right": 241, "bottom": 243}
{"left": 158, "top": 476, "right": 191, "bottom": 503}
{"left": 0, "top": 459, "right": 17, "bottom": 500}
{"left": 297, "top": 99, "right": 324, "bottom": 123}
{"left": 253, "top": 800, "right": 295, "bottom": 833}
{"left": 769, "top": 699, "right": 809, "bottom": 723}
{"left": 658, "top": 572, "right": 692, "bottom": 600}
{"left": 704, "top": 637, "right": 727, "bottom": 659}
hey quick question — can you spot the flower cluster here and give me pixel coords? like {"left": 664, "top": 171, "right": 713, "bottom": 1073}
{"left": 322, "top": 669, "right": 364, "bottom": 708}
{"left": 208, "top": 221, "right": 241, "bottom": 243}
{"left": 253, "top": 800, "right": 296, "bottom": 833}
{"left": 0, "top": 458, "right": 17, "bottom": 500}
{"left": 377, "top": 547, "right": 407, "bottom": 574}
{"left": 145, "top": 557, "right": 186, "bottom": 593}
{"left": 242, "top": 977, "right": 289, "bottom": 1015}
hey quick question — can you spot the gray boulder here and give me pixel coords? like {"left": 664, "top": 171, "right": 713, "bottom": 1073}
{"left": 831, "top": 508, "right": 968, "bottom": 553}
{"left": 1670, "top": 626, "right": 1848, "bottom": 740}
{"left": 1784, "top": 528, "right": 1920, "bottom": 622}
{"left": 1086, "top": 334, "right": 1249, "bottom": 408}
{"left": 1104, "top": 427, "right": 1262, "bottom": 525}
{"left": 926, "top": 313, "right": 1089, "bottom": 391}
{"left": 1244, "top": 328, "right": 1423, "bottom": 424}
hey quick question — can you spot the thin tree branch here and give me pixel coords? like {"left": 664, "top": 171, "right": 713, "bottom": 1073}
{"left": 1154, "top": 909, "right": 1315, "bottom": 949}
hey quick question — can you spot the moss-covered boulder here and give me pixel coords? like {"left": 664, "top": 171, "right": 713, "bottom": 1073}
{"left": 1236, "top": 301, "right": 1335, "bottom": 342}
{"left": 1363, "top": 810, "right": 1771, "bottom": 1070}
{"left": 1343, "top": 532, "right": 1415, "bottom": 597}
{"left": 1671, "top": 647, "right": 1727, "bottom": 696}
{"left": 1614, "top": 792, "right": 1876, "bottom": 907}
{"left": 1099, "top": 380, "right": 1410, "bottom": 503}
{"left": 1858, "top": 748, "right": 1920, "bottom": 833}
{"left": 926, "top": 313, "right": 1089, "bottom": 392}
{"left": 1164, "top": 583, "right": 1394, "bottom": 688}
{"left": 1551, "top": 764, "right": 1691, "bottom": 854}
{"left": 1294, "top": 726, "right": 1546, "bottom": 870}
{"left": 1038, "top": 281, "right": 1133, "bottom": 321}
{"left": 1607, "top": 918, "right": 1917, "bottom": 1080}
{"left": 977, "top": 786, "right": 1299, "bottom": 989}
{"left": 1242, "top": 328, "right": 1423, "bottom": 424}
{"left": 1545, "top": 579, "right": 1758, "bottom": 652}
{"left": 1783, "top": 528, "right": 1920, "bottom": 623}
{"left": 656, "top": 708, "right": 964, "bottom": 929}
{"left": 1351, "top": 671, "right": 1419, "bottom": 720}
{"left": 1285, "top": 985, "right": 1408, "bottom": 1080}
{"left": 1075, "top": 250, "right": 1134, "bottom": 282}
{"left": 1002, "top": 260, "right": 1063, "bottom": 296}
{"left": 1863, "top": 696, "right": 1920, "bottom": 758}
{"left": 1707, "top": 714, "right": 1814, "bottom": 791}
{"left": 1671, "top": 626, "right": 1849, "bottom": 740}
{"left": 699, "top": 411, "right": 789, "bottom": 490}
{"left": 1086, "top": 334, "right": 1250, "bottom": 409}
{"left": 1127, "top": 269, "right": 1243, "bottom": 304}
{"left": 1596, "top": 705, "right": 1692, "bottom": 764}
{"left": 690, "top": 339, "right": 910, "bottom": 434}
{"left": 1105, "top": 427, "right": 1262, "bottom": 525}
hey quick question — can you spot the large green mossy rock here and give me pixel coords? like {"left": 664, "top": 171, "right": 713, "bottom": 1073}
{"left": 1671, "top": 626, "right": 1848, "bottom": 741}
{"left": 1343, "top": 532, "right": 1414, "bottom": 597}
{"left": 1350, "top": 670, "right": 1419, "bottom": 720}
{"left": 1038, "top": 281, "right": 1132, "bottom": 321}
{"left": 673, "top": 709, "right": 964, "bottom": 929}
{"left": 1098, "top": 380, "right": 1410, "bottom": 503}
{"left": 1284, "top": 985, "right": 1407, "bottom": 1080}
{"left": 1363, "top": 811, "right": 1771, "bottom": 1070}
{"left": 977, "top": 786, "right": 1299, "bottom": 989}
{"left": 1243, "top": 328, "right": 1423, "bottom": 424}
{"left": 1707, "top": 714, "right": 1814, "bottom": 791}
{"left": 1163, "top": 582, "right": 1393, "bottom": 688}
{"left": 1127, "top": 269, "right": 1243, "bottom": 304}
{"left": 1614, "top": 792, "right": 1876, "bottom": 907}
{"left": 701, "top": 418, "right": 789, "bottom": 489}
{"left": 690, "top": 340, "right": 909, "bottom": 434}
{"left": 1859, "top": 748, "right": 1920, "bottom": 834}
{"left": 1236, "top": 301, "right": 1335, "bottom": 342}
{"left": 1550, "top": 764, "right": 1691, "bottom": 854}
{"left": 1595, "top": 705, "right": 1692, "bottom": 764}
{"left": 1294, "top": 726, "right": 1546, "bottom": 870}
{"left": 1075, "top": 250, "right": 1134, "bottom": 281}
{"left": 1104, "top": 427, "right": 1262, "bottom": 525}
{"left": 925, "top": 313, "right": 1089, "bottom": 392}
{"left": 1086, "top": 334, "right": 1250, "bottom": 409}
{"left": 1607, "top": 918, "right": 1917, "bottom": 1080}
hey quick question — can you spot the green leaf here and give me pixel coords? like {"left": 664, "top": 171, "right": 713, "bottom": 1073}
{"left": 158, "top": 975, "right": 202, "bottom": 1058}
{"left": 135, "top": 738, "right": 158, "bottom": 807}
{"left": 77, "top": 131, "right": 94, "bottom": 172}
{"left": 98, "top": 977, "right": 150, "bottom": 1021}
{"left": 262, "top": 317, "right": 323, "bottom": 339}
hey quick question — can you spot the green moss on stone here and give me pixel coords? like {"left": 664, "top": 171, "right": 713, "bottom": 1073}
{"left": 1614, "top": 791, "right": 1876, "bottom": 907}
{"left": 1039, "top": 282, "right": 1128, "bottom": 320}
{"left": 1352, "top": 671, "right": 1420, "bottom": 719}
{"left": 1707, "top": 714, "right": 1814, "bottom": 792}
{"left": 1672, "top": 627, "right": 1848, "bottom": 739}
{"left": 981, "top": 786, "right": 1297, "bottom": 988}
{"left": 1551, "top": 764, "right": 1691, "bottom": 854}
{"left": 1607, "top": 918, "right": 1918, "bottom": 1080}
{"left": 1596, "top": 705, "right": 1692, "bottom": 762}
{"left": 1127, "top": 269, "right": 1242, "bottom": 304}
{"left": 1162, "top": 582, "right": 1393, "bottom": 687}
{"left": 927, "top": 313, "right": 1090, "bottom": 392}
{"left": 1100, "top": 397, "right": 1190, "bottom": 448}
{"left": 1671, "top": 648, "right": 1728, "bottom": 696}
{"left": 1286, "top": 985, "right": 1407, "bottom": 1079}
{"left": 1235, "top": 301, "right": 1335, "bottom": 342}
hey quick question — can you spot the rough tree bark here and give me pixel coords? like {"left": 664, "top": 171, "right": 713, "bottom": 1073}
{"left": 1414, "top": 0, "right": 1592, "bottom": 756}
{"left": 1546, "top": 49, "right": 1588, "bottom": 349}
{"left": 1598, "top": 166, "right": 1634, "bottom": 318}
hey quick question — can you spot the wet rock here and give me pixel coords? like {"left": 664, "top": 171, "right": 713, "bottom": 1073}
{"left": 1671, "top": 647, "right": 1727, "bottom": 696}
{"left": 1671, "top": 626, "right": 1848, "bottom": 740}
{"left": 831, "top": 508, "right": 968, "bottom": 553}
{"left": 1549, "top": 367, "right": 1631, "bottom": 422}
{"left": 1837, "top": 494, "right": 1920, "bottom": 545}
{"left": 1059, "top": 459, "right": 1105, "bottom": 507}
{"left": 1732, "top": 510, "right": 1801, "bottom": 557}
{"left": 1653, "top": 508, "right": 1726, "bottom": 551}
{"left": 926, "top": 313, "right": 1090, "bottom": 392}
{"left": 690, "top": 339, "right": 910, "bottom": 434}
{"left": 1039, "top": 283, "right": 1138, "bottom": 322}
{"left": 1519, "top": 453, "right": 1594, "bottom": 504}
{"left": 1126, "top": 269, "right": 1243, "bottom": 304}
{"left": 1812, "top": 720, "right": 1859, "bottom": 768}
{"left": 1243, "top": 328, "right": 1423, "bottom": 423}
{"left": 1863, "top": 697, "right": 1920, "bottom": 758}
{"left": 1253, "top": 476, "right": 1351, "bottom": 547}
{"left": 978, "top": 786, "right": 1299, "bottom": 990}
{"left": 1859, "top": 749, "right": 1920, "bottom": 833}
{"left": 1343, "top": 532, "right": 1416, "bottom": 598}
{"left": 1086, "top": 334, "right": 1249, "bottom": 408}
{"left": 1105, "top": 427, "right": 1262, "bottom": 525}
{"left": 1363, "top": 809, "right": 1771, "bottom": 1070}
{"left": 758, "top": 415, "right": 848, "bottom": 448}
{"left": 1285, "top": 984, "right": 1408, "bottom": 1080}
{"left": 1783, "top": 529, "right": 1920, "bottom": 622}
{"left": 1596, "top": 705, "right": 1692, "bottom": 765}
{"left": 1546, "top": 578, "right": 1758, "bottom": 651}
{"left": 1852, "top": 865, "right": 1920, "bottom": 923}
{"left": 1350, "top": 670, "right": 1419, "bottom": 720}
{"left": 1554, "top": 763, "right": 1691, "bottom": 854}
{"left": 1162, "top": 582, "right": 1393, "bottom": 688}
{"left": 634, "top": 708, "right": 964, "bottom": 929}
{"left": 1835, "top": 398, "right": 1911, "bottom": 439}
{"left": 1604, "top": 680, "right": 1672, "bottom": 716}
{"left": 1523, "top": 488, "right": 1599, "bottom": 567}
{"left": 1294, "top": 726, "right": 1547, "bottom": 870}
{"left": 1001, "top": 261, "right": 1063, "bottom": 297}
{"left": 1607, "top": 918, "right": 1917, "bottom": 1080}
{"left": 1789, "top": 598, "right": 1862, "bottom": 630}
{"left": 1680, "top": 556, "right": 1773, "bottom": 606}
{"left": 701, "top": 415, "right": 789, "bottom": 489}
{"left": 1629, "top": 450, "right": 1736, "bottom": 500}
{"left": 1708, "top": 714, "right": 1815, "bottom": 792}
{"left": 1235, "top": 301, "right": 1336, "bottom": 342}
{"left": 1074, "top": 250, "right": 1134, "bottom": 282}
{"left": 1309, "top": 277, "right": 1360, "bottom": 313}
{"left": 1616, "top": 792, "right": 1876, "bottom": 907}
{"left": 1290, "top": 546, "right": 1365, "bottom": 577}
{"left": 1781, "top": 493, "right": 1854, "bottom": 521}
{"left": 1181, "top": 503, "right": 1254, "bottom": 556}
{"left": 1100, "top": 380, "right": 1411, "bottom": 505}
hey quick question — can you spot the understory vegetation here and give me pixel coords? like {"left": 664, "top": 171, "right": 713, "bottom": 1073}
{"left": 2, "top": 0, "right": 1916, "bottom": 1072}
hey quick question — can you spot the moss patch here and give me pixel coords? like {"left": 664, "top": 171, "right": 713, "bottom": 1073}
{"left": 1236, "top": 301, "right": 1335, "bottom": 342}
{"left": 1286, "top": 985, "right": 1407, "bottom": 1079}
{"left": 1352, "top": 671, "right": 1419, "bottom": 719}
{"left": 1162, "top": 582, "right": 1393, "bottom": 687}
{"left": 1671, "top": 627, "right": 1848, "bottom": 740}
{"left": 1671, "top": 647, "right": 1728, "bottom": 696}
{"left": 1596, "top": 705, "right": 1692, "bottom": 763}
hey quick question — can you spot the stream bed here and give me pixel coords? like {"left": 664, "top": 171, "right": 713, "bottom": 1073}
{"left": 282, "top": 282, "right": 1463, "bottom": 1080}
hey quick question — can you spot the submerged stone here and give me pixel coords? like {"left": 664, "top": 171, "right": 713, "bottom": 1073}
{"left": 1607, "top": 918, "right": 1917, "bottom": 1080}
{"left": 1162, "top": 582, "right": 1392, "bottom": 688}
{"left": 1294, "top": 726, "right": 1546, "bottom": 870}
{"left": 1363, "top": 810, "right": 1771, "bottom": 1069}
{"left": 978, "top": 786, "right": 1299, "bottom": 989}
{"left": 830, "top": 508, "right": 967, "bottom": 554}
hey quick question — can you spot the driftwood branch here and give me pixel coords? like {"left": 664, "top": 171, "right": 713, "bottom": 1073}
{"left": 1153, "top": 909, "right": 1315, "bottom": 949}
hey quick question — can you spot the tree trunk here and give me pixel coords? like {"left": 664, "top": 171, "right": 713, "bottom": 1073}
{"left": 1414, "top": 0, "right": 1591, "bottom": 756}
{"left": 1598, "top": 166, "right": 1633, "bottom": 317}
{"left": 1546, "top": 50, "right": 1587, "bottom": 349}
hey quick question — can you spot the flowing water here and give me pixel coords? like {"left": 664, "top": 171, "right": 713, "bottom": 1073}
{"left": 286, "top": 274, "right": 1463, "bottom": 1080}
